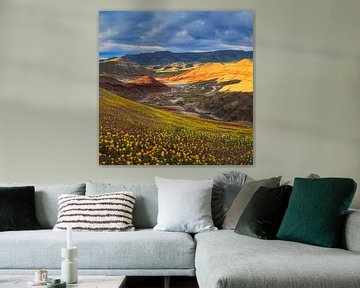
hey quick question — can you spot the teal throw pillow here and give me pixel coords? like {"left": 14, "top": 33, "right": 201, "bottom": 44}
{"left": 277, "top": 178, "right": 357, "bottom": 247}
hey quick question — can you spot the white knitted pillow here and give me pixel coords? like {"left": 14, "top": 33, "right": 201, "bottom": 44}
{"left": 53, "top": 192, "right": 135, "bottom": 231}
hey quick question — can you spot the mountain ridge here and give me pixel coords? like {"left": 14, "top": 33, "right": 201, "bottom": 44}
{"left": 99, "top": 58, "right": 154, "bottom": 77}
{"left": 122, "top": 50, "right": 253, "bottom": 66}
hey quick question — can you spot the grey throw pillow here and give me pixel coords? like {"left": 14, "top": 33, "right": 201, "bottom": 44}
{"left": 222, "top": 176, "right": 281, "bottom": 230}
{"left": 212, "top": 171, "right": 251, "bottom": 228}
{"left": 153, "top": 177, "right": 217, "bottom": 233}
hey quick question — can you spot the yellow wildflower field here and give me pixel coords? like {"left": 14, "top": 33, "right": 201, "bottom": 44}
{"left": 99, "top": 88, "right": 253, "bottom": 165}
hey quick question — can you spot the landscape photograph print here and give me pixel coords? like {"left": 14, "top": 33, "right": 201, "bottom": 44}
{"left": 99, "top": 11, "right": 254, "bottom": 165}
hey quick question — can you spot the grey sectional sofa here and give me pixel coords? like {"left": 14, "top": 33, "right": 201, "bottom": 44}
{"left": 195, "top": 218, "right": 360, "bottom": 288}
{"left": 1, "top": 181, "right": 360, "bottom": 288}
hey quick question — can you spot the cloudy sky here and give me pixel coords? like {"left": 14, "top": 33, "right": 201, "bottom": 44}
{"left": 99, "top": 11, "right": 253, "bottom": 59}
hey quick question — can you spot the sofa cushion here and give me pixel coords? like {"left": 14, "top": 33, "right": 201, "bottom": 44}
{"left": 277, "top": 178, "right": 357, "bottom": 247}
{"left": 195, "top": 230, "right": 360, "bottom": 288}
{"left": 222, "top": 176, "right": 281, "bottom": 229}
{"left": 212, "top": 171, "right": 250, "bottom": 228}
{"left": 154, "top": 177, "right": 216, "bottom": 233}
{"left": 283, "top": 173, "right": 320, "bottom": 186}
{"left": 342, "top": 209, "right": 360, "bottom": 253}
{"left": 53, "top": 192, "right": 136, "bottom": 232}
{"left": 86, "top": 182, "right": 158, "bottom": 229}
{"left": 0, "top": 186, "right": 40, "bottom": 231}
{"left": 0, "top": 229, "right": 195, "bottom": 271}
{"left": 0, "top": 183, "right": 86, "bottom": 229}
{"left": 234, "top": 185, "right": 292, "bottom": 239}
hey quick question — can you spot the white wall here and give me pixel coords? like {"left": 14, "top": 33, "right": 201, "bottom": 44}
{"left": 0, "top": 0, "right": 359, "bottom": 207}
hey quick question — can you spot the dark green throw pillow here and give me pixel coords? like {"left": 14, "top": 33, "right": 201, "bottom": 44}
{"left": 277, "top": 178, "right": 357, "bottom": 247}
{"left": 235, "top": 185, "right": 293, "bottom": 239}
{"left": 0, "top": 186, "right": 41, "bottom": 231}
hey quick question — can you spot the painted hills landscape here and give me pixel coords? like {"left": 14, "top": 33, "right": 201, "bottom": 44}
{"left": 99, "top": 11, "right": 254, "bottom": 165}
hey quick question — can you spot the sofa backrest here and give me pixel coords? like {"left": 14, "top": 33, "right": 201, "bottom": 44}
{"left": 86, "top": 181, "right": 158, "bottom": 229}
{"left": 0, "top": 183, "right": 86, "bottom": 229}
{"left": 341, "top": 209, "right": 360, "bottom": 253}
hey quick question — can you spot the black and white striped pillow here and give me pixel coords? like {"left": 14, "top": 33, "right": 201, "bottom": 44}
{"left": 53, "top": 192, "right": 135, "bottom": 231}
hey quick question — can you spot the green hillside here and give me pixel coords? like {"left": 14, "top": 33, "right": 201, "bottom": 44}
{"left": 99, "top": 88, "right": 253, "bottom": 165}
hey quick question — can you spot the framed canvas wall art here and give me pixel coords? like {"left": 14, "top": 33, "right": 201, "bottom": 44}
{"left": 99, "top": 11, "right": 254, "bottom": 165}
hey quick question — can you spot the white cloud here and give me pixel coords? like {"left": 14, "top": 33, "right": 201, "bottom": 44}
{"left": 99, "top": 28, "right": 117, "bottom": 40}
{"left": 121, "top": 44, "right": 165, "bottom": 52}
{"left": 99, "top": 41, "right": 166, "bottom": 53}
{"left": 217, "top": 43, "right": 253, "bottom": 51}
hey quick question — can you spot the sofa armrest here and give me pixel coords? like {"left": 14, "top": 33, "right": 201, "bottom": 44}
{"left": 342, "top": 209, "right": 360, "bottom": 253}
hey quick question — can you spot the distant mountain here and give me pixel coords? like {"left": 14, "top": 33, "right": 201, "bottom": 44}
{"left": 99, "top": 57, "right": 153, "bottom": 77}
{"left": 99, "top": 75, "right": 169, "bottom": 101}
{"left": 128, "top": 76, "right": 170, "bottom": 93}
{"left": 122, "top": 50, "right": 253, "bottom": 66}
{"left": 99, "top": 75, "right": 144, "bottom": 100}
{"left": 161, "top": 59, "right": 253, "bottom": 93}
{"left": 147, "top": 62, "right": 199, "bottom": 75}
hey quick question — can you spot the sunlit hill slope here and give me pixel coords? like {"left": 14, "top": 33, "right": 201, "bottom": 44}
{"left": 161, "top": 59, "right": 253, "bottom": 93}
{"left": 128, "top": 76, "right": 168, "bottom": 88}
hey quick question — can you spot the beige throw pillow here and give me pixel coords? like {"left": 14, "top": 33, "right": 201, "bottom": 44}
{"left": 222, "top": 176, "right": 281, "bottom": 230}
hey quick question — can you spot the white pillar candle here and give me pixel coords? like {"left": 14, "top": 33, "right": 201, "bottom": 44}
{"left": 67, "top": 225, "right": 72, "bottom": 249}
